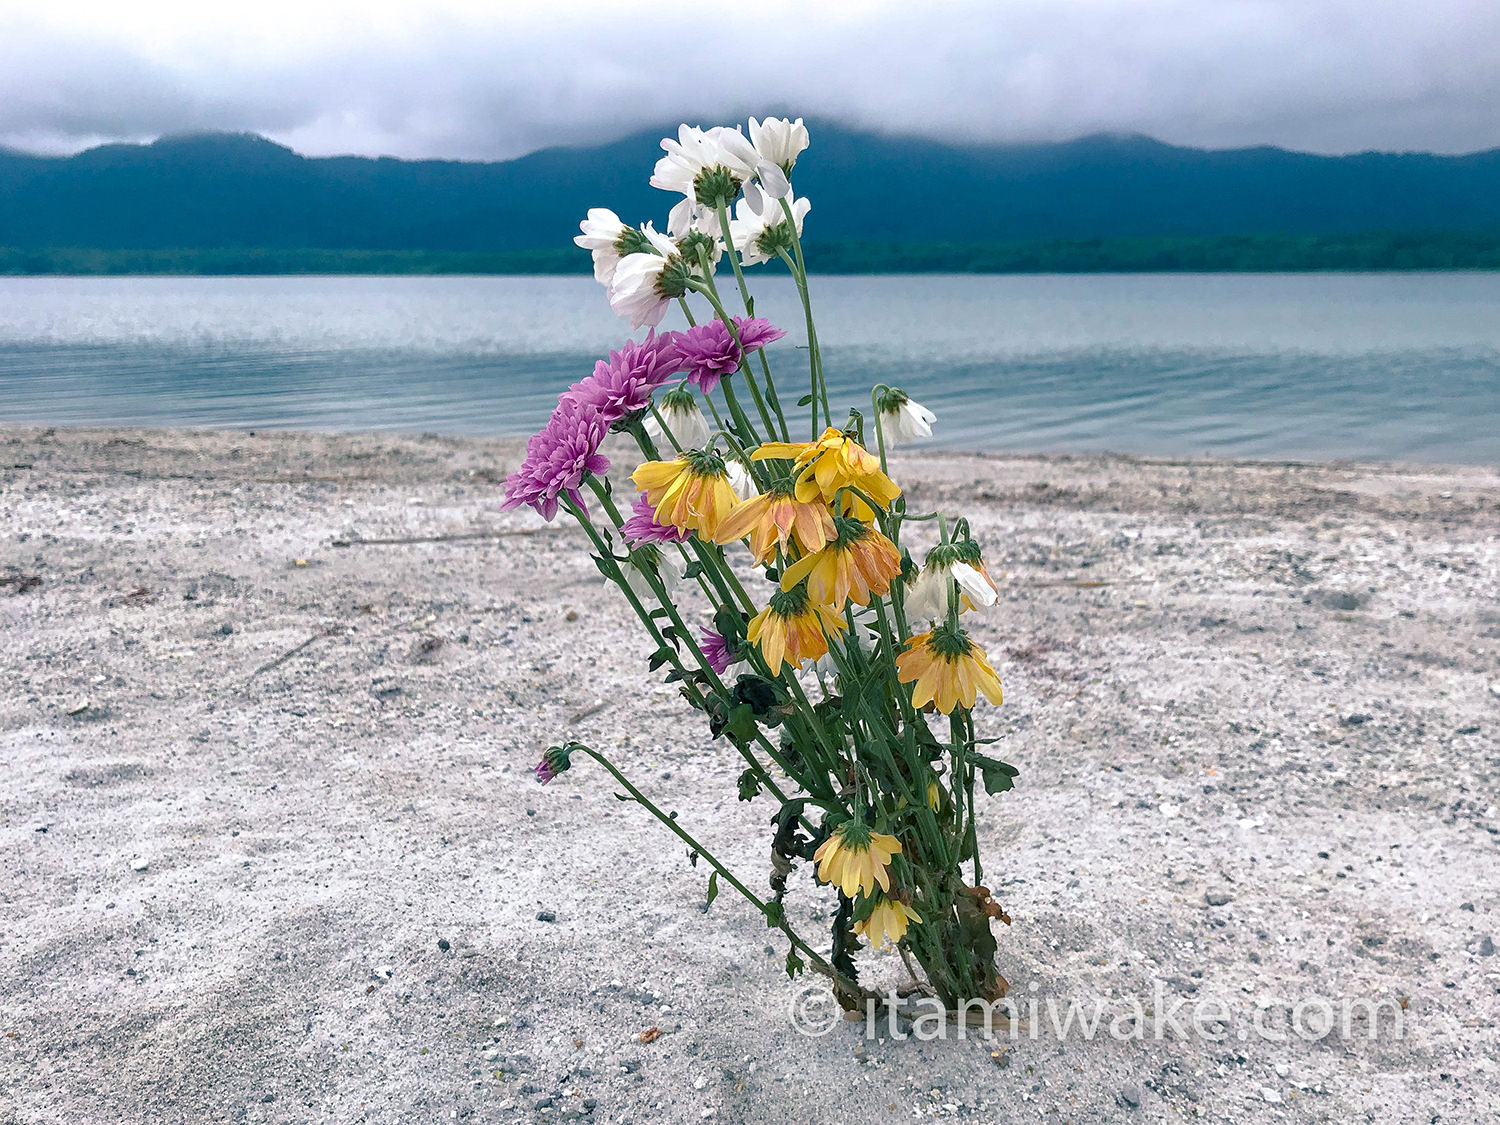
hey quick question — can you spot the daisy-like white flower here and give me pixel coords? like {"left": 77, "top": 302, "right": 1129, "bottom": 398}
{"left": 748, "top": 116, "right": 809, "bottom": 176}
{"left": 645, "top": 386, "right": 711, "bottom": 452}
{"left": 651, "top": 124, "right": 789, "bottom": 208}
{"left": 902, "top": 542, "right": 998, "bottom": 624}
{"left": 726, "top": 457, "right": 758, "bottom": 500}
{"left": 574, "top": 208, "right": 653, "bottom": 286}
{"left": 813, "top": 820, "right": 901, "bottom": 897}
{"left": 608, "top": 224, "right": 694, "bottom": 329}
{"left": 875, "top": 387, "right": 936, "bottom": 444}
{"left": 727, "top": 188, "right": 811, "bottom": 267}
{"left": 615, "top": 543, "right": 686, "bottom": 602}
{"left": 895, "top": 621, "right": 1004, "bottom": 714}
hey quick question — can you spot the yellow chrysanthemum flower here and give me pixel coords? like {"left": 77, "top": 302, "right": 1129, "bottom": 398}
{"left": 752, "top": 427, "right": 901, "bottom": 510}
{"left": 711, "top": 479, "right": 835, "bottom": 563}
{"left": 745, "top": 584, "right": 847, "bottom": 673}
{"left": 812, "top": 821, "right": 902, "bottom": 897}
{"left": 854, "top": 895, "right": 924, "bottom": 949}
{"left": 631, "top": 449, "right": 738, "bottom": 537}
{"left": 778, "top": 516, "right": 902, "bottom": 608}
{"left": 894, "top": 622, "right": 1005, "bottom": 714}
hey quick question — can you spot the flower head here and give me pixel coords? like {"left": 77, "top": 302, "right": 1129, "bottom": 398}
{"left": 621, "top": 493, "right": 691, "bottom": 547}
{"left": 748, "top": 116, "right": 809, "bottom": 176}
{"left": 778, "top": 516, "right": 901, "bottom": 608}
{"left": 753, "top": 427, "right": 901, "bottom": 511}
{"left": 671, "top": 317, "right": 787, "bottom": 394}
{"left": 561, "top": 331, "right": 684, "bottom": 425}
{"left": 854, "top": 895, "right": 923, "bottom": 949}
{"left": 501, "top": 399, "right": 610, "bottom": 521}
{"left": 574, "top": 208, "right": 654, "bottom": 286}
{"left": 608, "top": 223, "right": 694, "bottom": 328}
{"left": 644, "top": 385, "right": 711, "bottom": 451}
{"left": 616, "top": 543, "right": 685, "bottom": 601}
{"left": 711, "top": 477, "right": 835, "bottom": 563}
{"left": 728, "top": 188, "right": 811, "bottom": 267}
{"left": 875, "top": 387, "right": 936, "bottom": 444}
{"left": 813, "top": 820, "right": 901, "bottom": 897}
{"left": 630, "top": 448, "right": 738, "bottom": 537}
{"left": 895, "top": 622, "right": 1004, "bottom": 714}
{"left": 535, "top": 743, "right": 574, "bottom": 785}
{"left": 698, "top": 627, "right": 733, "bottom": 675}
{"left": 726, "top": 457, "right": 758, "bottom": 500}
{"left": 903, "top": 542, "right": 999, "bottom": 624}
{"left": 745, "top": 584, "right": 846, "bottom": 673}
{"left": 651, "top": 124, "right": 789, "bottom": 207}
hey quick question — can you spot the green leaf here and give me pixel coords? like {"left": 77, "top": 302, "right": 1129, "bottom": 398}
{"left": 972, "top": 753, "right": 1020, "bottom": 795}
{"left": 796, "top": 394, "right": 813, "bottom": 406}
{"left": 785, "top": 949, "right": 805, "bottom": 979}
{"left": 706, "top": 871, "right": 719, "bottom": 908}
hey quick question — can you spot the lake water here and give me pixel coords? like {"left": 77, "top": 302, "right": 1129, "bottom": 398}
{"left": 1, "top": 273, "right": 1497, "bottom": 464}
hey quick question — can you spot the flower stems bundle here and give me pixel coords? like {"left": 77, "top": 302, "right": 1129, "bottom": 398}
{"left": 508, "top": 117, "right": 1018, "bottom": 1011}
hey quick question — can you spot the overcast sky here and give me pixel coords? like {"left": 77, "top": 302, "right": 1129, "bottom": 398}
{"left": 3, "top": 0, "right": 1498, "bottom": 160}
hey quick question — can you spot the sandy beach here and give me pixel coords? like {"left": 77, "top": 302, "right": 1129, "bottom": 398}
{"left": 2, "top": 425, "right": 1498, "bottom": 1124}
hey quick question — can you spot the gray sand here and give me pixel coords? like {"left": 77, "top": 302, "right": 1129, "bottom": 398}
{"left": 2, "top": 426, "right": 1498, "bottom": 1123}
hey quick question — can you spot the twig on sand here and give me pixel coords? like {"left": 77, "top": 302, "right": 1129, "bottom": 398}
{"left": 0, "top": 574, "right": 42, "bottom": 594}
{"left": 246, "top": 626, "right": 346, "bottom": 682}
{"left": 568, "top": 700, "right": 610, "bottom": 725}
{"left": 330, "top": 528, "right": 564, "bottom": 547}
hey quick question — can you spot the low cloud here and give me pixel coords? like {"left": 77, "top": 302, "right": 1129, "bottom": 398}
{"left": 3, "top": 1, "right": 1498, "bottom": 158}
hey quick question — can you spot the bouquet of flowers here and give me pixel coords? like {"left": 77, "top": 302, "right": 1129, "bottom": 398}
{"left": 507, "top": 117, "right": 1017, "bottom": 1013}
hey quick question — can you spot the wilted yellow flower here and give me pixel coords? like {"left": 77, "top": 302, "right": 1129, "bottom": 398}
{"left": 895, "top": 622, "right": 1004, "bottom": 714}
{"left": 711, "top": 479, "right": 835, "bottom": 563}
{"left": 779, "top": 516, "right": 901, "bottom": 608}
{"left": 753, "top": 427, "right": 901, "bottom": 510}
{"left": 855, "top": 896, "right": 924, "bottom": 948}
{"left": 812, "top": 821, "right": 901, "bottom": 897}
{"left": 746, "top": 585, "right": 847, "bottom": 674}
{"left": 631, "top": 449, "right": 738, "bottom": 537}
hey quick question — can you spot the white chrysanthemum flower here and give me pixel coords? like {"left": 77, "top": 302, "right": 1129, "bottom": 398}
{"left": 726, "top": 458, "right": 758, "bottom": 500}
{"left": 667, "top": 198, "right": 723, "bottom": 267}
{"left": 748, "top": 116, "right": 809, "bottom": 178}
{"left": 645, "top": 388, "right": 711, "bottom": 452}
{"left": 876, "top": 388, "right": 937, "bottom": 443}
{"left": 727, "top": 187, "right": 811, "bottom": 267}
{"left": 651, "top": 124, "right": 789, "bottom": 207}
{"left": 607, "top": 224, "right": 686, "bottom": 329}
{"left": 616, "top": 544, "right": 687, "bottom": 602}
{"left": 574, "top": 208, "right": 628, "bottom": 285}
{"left": 903, "top": 549, "right": 998, "bottom": 624}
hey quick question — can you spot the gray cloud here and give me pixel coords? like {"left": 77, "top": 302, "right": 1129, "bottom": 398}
{"left": 3, "top": 1, "right": 1498, "bottom": 159}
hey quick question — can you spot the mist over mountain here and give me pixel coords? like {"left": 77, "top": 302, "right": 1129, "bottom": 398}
{"left": 2, "top": 125, "right": 1498, "bottom": 257}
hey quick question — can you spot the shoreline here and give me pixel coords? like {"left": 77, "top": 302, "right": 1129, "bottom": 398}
{"left": 3, "top": 426, "right": 1498, "bottom": 1122}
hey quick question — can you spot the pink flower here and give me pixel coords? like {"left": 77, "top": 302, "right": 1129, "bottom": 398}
{"left": 501, "top": 399, "right": 610, "bottom": 522}
{"left": 698, "top": 627, "right": 733, "bottom": 675}
{"left": 670, "top": 317, "right": 786, "bottom": 393}
{"left": 622, "top": 494, "right": 691, "bottom": 546}
{"left": 560, "top": 331, "right": 686, "bottom": 424}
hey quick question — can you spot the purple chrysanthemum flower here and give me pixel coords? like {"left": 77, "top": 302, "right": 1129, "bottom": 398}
{"left": 671, "top": 317, "right": 786, "bottom": 393}
{"left": 501, "top": 399, "right": 610, "bottom": 521}
{"left": 621, "top": 494, "right": 691, "bottom": 546}
{"left": 560, "top": 330, "right": 686, "bottom": 424}
{"left": 535, "top": 744, "right": 573, "bottom": 785}
{"left": 698, "top": 627, "right": 733, "bottom": 675}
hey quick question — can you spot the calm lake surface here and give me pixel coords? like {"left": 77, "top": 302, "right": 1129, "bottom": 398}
{"left": 1, "top": 273, "right": 1497, "bottom": 463}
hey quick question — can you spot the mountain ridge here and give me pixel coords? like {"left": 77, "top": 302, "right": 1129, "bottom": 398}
{"left": 2, "top": 124, "right": 1498, "bottom": 256}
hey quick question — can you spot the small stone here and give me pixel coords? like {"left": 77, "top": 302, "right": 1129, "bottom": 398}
{"left": 1260, "top": 1087, "right": 1282, "bottom": 1104}
{"left": 1205, "top": 889, "right": 1232, "bottom": 907}
{"left": 1274, "top": 1062, "right": 1290, "bottom": 1078}
{"left": 1341, "top": 713, "right": 1372, "bottom": 727}
{"left": 66, "top": 700, "right": 90, "bottom": 716}
{"left": 294, "top": 558, "right": 308, "bottom": 567}
{"left": 437, "top": 938, "right": 451, "bottom": 951}
{"left": 261, "top": 1093, "right": 276, "bottom": 1103}
{"left": 1478, "top": 936, "right": 1496, "bottom": 957}
{"left": 533, "top": 1095, "right": 556, "bottom": 1110}
{"left": 537, "top": 911, "right": 556, "bottom": 923}
{"left": 1461, "top": 902, "right": 1476, "bottom": 912}
{"left": 1119, "top": 1083, "right": 1141, "bottom": 1107}
{"left": 129, "top": 857, "right": 148, "bottom": 872}
{"left": 693, "top": 1076, "right": 707, "bottom": 1090}
{"left": 218, "top": 623, "right": 235, "bottom": 635}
